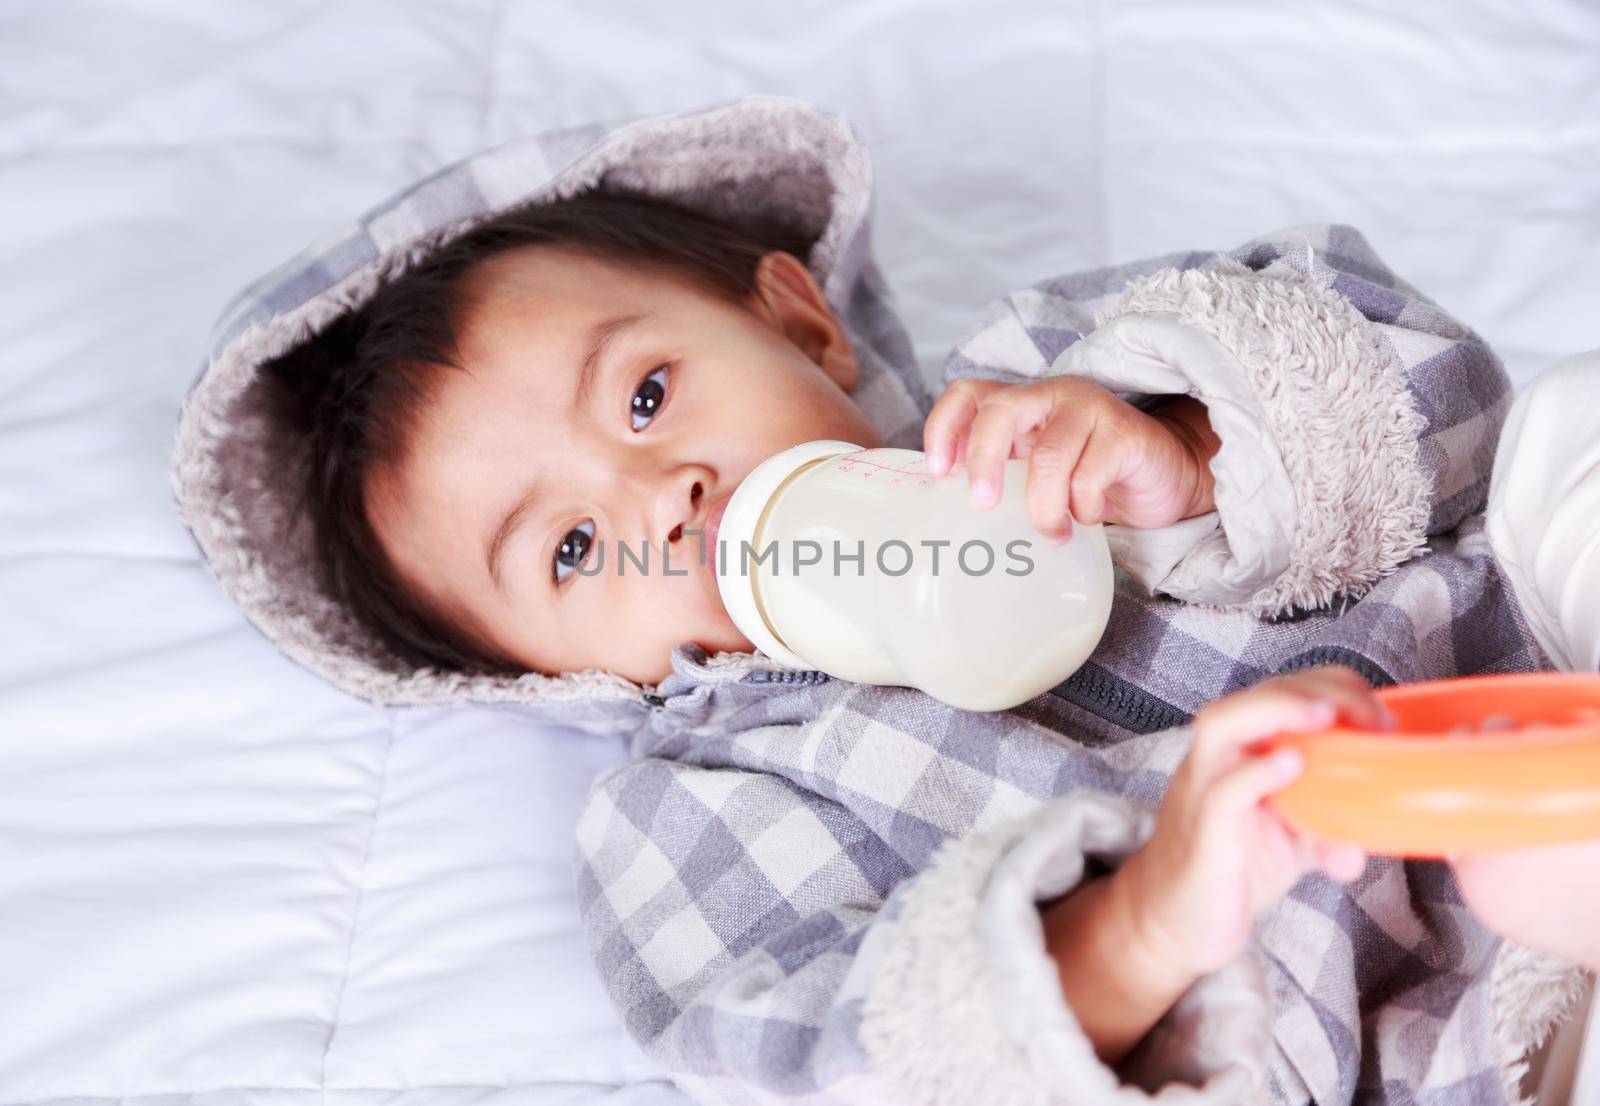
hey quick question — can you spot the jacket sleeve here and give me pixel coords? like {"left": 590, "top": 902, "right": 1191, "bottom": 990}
{"left": 574, "top": 696, "right": 1278, "bottom": 1105}
{"left": 1486, "top": 349, "right": 1600, "bottom": 674}
{"left": 941, "top": 223, "right": 1514, "bottom": 617}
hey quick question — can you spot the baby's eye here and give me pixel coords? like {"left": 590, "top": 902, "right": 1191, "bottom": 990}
{"left": 553, "top": 519, "right": 596, "bottom": 584}
{"left": 630, "top": 365, "right": 669, "bottom": 431}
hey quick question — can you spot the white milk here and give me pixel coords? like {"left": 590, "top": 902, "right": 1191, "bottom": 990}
{"left": 715, "top": 441, "right": 1114, "bottom": 711}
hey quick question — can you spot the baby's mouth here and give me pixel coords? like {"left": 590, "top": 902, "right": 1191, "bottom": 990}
{"left": 702, "top": 493, "right": 730, "bottom": 560}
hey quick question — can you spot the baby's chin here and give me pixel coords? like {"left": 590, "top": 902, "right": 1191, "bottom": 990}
{"left": 692, "top": 629, "right": 759, "bottom": 662}
{"left": 682, "top": 614, "right": 758, "bottom": 666}
{"left": 573, "top": 612, "right": 754, "bottom": 687}
{"left": 650, "top": 609, "right": 757, "bottom": 680}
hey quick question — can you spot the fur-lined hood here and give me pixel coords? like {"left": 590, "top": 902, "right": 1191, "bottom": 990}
{"left": 170, "top": 95, "right": 932, "bottom": 735}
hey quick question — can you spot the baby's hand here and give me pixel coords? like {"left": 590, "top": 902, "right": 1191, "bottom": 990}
{"left": 922, "top": 375, "right": 1218, "bottom": 541}
{"left": 1451, "top": 840, "right": 1600, "bottom": 971}
{"left": 1115, "top": 668, "right": 1385, "bottom": 978}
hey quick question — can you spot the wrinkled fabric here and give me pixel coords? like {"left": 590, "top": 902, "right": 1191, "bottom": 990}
{"left": 170, "top": 93, "right": 1584, "bottom": 1106}
{"left": 172, "top": 94, "right": 931, "bottom": 727}
{"left": 576, "top": 227, "right": 1569, "bottom": 1104}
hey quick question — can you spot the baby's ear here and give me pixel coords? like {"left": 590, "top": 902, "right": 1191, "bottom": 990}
{"left": 751, "top": 251, "right": 859, "bottom": 391}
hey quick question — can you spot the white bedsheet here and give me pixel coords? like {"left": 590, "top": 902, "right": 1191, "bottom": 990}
{"left": 2, "top": 3, "right": 1597, "bottom": 1104}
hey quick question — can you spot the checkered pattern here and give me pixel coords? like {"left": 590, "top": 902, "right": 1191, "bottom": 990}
{"left": 581, "top": 520, "right": 1541, "bottom": 1103}
{"left": 199, "top": 101, "right": 932, "bottom": 458}
{"left": 178, "top": 95, "right": 938, "bottom": 718}
{"left": 576, "top": 226, "right": 1551, "bottom": 1103}
{"left": 944, "top": 223, "right": 1511, "bottom": 540}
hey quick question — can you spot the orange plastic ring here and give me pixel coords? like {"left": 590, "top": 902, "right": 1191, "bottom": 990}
{"left": 1266, "top": 673, "right": 1600, "bottom": 858}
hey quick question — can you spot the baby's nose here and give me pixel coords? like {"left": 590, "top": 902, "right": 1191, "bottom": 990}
{"left": 660, "top": 479, "right": 703, "bottom": 545}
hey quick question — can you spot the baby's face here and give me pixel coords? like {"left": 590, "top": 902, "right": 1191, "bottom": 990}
{"left": 366, "top": 243, "right": 883, "bottom": 684}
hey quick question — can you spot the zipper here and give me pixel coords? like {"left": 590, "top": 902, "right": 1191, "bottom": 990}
{"left": 646, "top": 646, "right": 1390, "bottom": 721}
{"left": 1047, "top": 662, "right": 1191, "bottom": 735}
{"left": 740, "top": 669, "right": 833, "bottom": 686}
{"left": 641, "top": 667, "right": 833, "bottom": 708}
{"left": 1048, "top": 645, "right": 1396, "bottom": 735}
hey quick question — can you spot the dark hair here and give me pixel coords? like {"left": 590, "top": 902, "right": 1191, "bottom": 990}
{"left": 263, "top": 189, "right": 815, "bottom": 674}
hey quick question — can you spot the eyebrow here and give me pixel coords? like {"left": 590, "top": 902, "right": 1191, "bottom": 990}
{"left": 483, "top": 311, "right": 651, "bottom": 590}
{"left": 575, "top": 312, "right": 649, "bottom": 407}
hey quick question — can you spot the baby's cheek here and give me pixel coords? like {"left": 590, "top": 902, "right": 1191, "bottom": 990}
{"left": 604, "top": 565, "right": 749, "bottom": 679}
{"left": 675, "top": 567, "right": 754, "bottom": 656}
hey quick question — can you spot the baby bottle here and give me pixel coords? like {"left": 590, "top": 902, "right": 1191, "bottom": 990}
{"left": 713, "top": 440, "right": 1115, "bottom": 711}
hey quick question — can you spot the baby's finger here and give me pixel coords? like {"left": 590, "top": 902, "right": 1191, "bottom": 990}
{"left": 1023, "top": 412, "right": 1092, "bottom": 542}
{"left": 1192, "top": 686, "right": 1338, "bottom": 777}
{"left": 1066, "top": 432, "right": 1120, "bottom": 528}
{"left": 952, "top": 430, "right": 971, "bottom": 467}
{"left": 1315, "top": 840, "right": 1368, "bottom": 883}
{"left": 924, "top": 380, "right": 1002, "bottom": 476}
{"left": 1211, "top": 746, "right": 1306, "bottom": 819}
{"left": 1275, "top": 667, "right": 1395, "bottom": 732}
{"left": 963, "top": 389, "right": 1047, "bottom": 510}
{"left": 1284, "top": 828, "right": 1325, "bottom": 881}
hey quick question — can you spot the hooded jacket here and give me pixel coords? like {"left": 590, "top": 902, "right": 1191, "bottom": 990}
{"left": 172, "top": 96, "right": 1596, "bottom": 1105}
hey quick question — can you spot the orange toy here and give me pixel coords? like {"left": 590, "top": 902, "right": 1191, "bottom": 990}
{"left": 1266, "top": 673, "right": 1600, "bottom": 858}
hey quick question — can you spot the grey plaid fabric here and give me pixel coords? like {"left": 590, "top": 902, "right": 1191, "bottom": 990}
{"left": 943, "top": 223, "right": 1508, "bottom": 540}
{"left": 177, "top": 95, "right": 937, "bottom": 725}
{"left": 576, "top": 226, "right": 1550, "bottom": 1104}
{"left": 199, "top": 103, "right": 933, "bottom": 462}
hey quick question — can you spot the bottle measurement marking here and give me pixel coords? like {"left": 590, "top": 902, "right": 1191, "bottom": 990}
{"left": 835, "top": 455, "right": 956, "bottom": 486}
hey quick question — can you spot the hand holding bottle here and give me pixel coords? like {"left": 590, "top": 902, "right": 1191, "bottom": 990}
{"left": 922, "top": 375, "right": 1220, "bottom": 541}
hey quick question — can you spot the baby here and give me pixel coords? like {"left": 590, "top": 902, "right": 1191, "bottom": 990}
{"left": 215, "top": 105, "right": 1600, "bottom": 1105}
